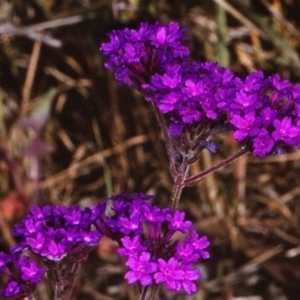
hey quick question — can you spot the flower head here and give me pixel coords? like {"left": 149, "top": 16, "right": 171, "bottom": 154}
{"left": 230, "top": 71, "right": 300, "bottom": 156}
{"left": 0, "top": 251, "right": 45, "bottom": 299}
{"left": 143, "top": 61, "right": 237, "bottom": 135}
{"left": 100, "top": 22, "right": 189, "bottom": 89}
{"left": 13, "top": 204, "right": 102, "bottom": 261}
{"left": 99, "top": 193, "right": 210, "bottom": 294}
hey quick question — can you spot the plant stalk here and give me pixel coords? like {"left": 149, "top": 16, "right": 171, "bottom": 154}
{"left": 170, "top": 162, "right": 190, "bottom": 210}
{"left": 183, "top": 147, "right": 249, "bottom": 186}
{"left": 139, "top": 284, "right": 159, "bottom": 300}
{"left": 151, "top": 103, "right": 177, "bottom": 178}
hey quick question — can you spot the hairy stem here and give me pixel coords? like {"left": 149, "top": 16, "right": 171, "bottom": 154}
{"left": 139, "top": 286, "right": 149, "bottom": 300}
{"left": 149, "top": 284, "right": 159, "bottom": 300}
{"left": 170, "top": 162, "right": 190, "bottom": 210}
{"left": 52, "top": 263, "right": 79, "bottom": 300}
{"left": 183, "top": 147, "right": 249, "bottom": 186}
{"left": 139, "top": 284, "right": 159, "bottom": 300}
{"left": 151, "top": 103, "right": 177, "bottom": 178}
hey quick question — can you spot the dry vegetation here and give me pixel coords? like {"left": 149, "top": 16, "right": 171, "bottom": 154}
{"left": 1, "top": 0, "right": 300, "bottom": 299}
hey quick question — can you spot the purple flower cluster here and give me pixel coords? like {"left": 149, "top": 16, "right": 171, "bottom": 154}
{"left": 12, "top": 204, "right": 102, "bottom": 261}
{"left": 100, "top": 22, "right": 189, "bottom": 89}
{"left": 0, "top": 251, "right": 45, "bottom": 299}
{"left": 101, "top": 21, "right": 300, "bottom": 157}
{"left": 95, "top": 193, "right": 210, "bottom": 294}
{"left": 101, "top": 22, "right": 235, "bottom": 136}
{"left": 143, "top": 60, "right": 236, "bottom": 135}
{"left": 230, "top": 71, "right": 300, "bottom": 156}
{"left": 7, "top": 193, "right": 209, "bottom": 296}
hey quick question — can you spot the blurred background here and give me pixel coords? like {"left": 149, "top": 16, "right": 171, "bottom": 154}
{"left": 1, "top": 0, "right": 300, "bottom": 299}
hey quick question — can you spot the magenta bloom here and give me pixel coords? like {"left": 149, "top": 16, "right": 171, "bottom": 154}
{"left": 154, "top": 258, "right": 184, "bottom": 291}
{"left": 13, "top": 204, "right": 102, "bottom": 261}
{"left": 230, "top": 71, "right": 300, "bottom": 156}
{"left": 0, "top": 252, "right": 45, "bottom": 299}
{"left": 101, "top": 21, "right": 300, "bottom": 158}
{"left": 125, "top": 252, "right": 157, "bottom": 286}
{"left": 100, "top": 22, "right": 189, "bottom": 89}
{"left": 12, "top": 203, "right": 104, "bottom": 296}
{"left": 99, "top": 193, "right": 210, "bottom": 294}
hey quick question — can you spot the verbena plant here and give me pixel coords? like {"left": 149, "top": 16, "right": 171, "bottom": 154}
{"left": 1, "top": 21, "right": 300, "bottom": 300}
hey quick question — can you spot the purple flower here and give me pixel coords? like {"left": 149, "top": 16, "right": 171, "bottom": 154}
{"left": 13, "top": 204, "right": 103, "bottom": 261}
{"left": 272, "top": 117, "right": 299, "bottom": 144}
{"left": 26, "top": 232, "right": 45, "bottom": 252}
{"left": 19, "top": 256, "right": 45, "bottom": 284}
{"left": 187, "top": 230, "right": 210, "bottom": 259}
{"left": 101, "top": 22, "right": 241, "bottom": 159}
{"left": 98, "top": 193, "right": 210, "bottom": 294}
{"left": 102, "top": 21, "right": 300, "bottom": 157}
{"left": 252, "top": 130, "right": 275, "bottom": 157}
{"left": 231, "top": 111, "right": 261, "bottom": 141}
{"left": 154, "top": 258, "right": 184, "bottom": 291}
{"left": 175, "top": 243, "right": 200, "bottom": 264}
{"left": 230, "top": 71, "right": 300, "bottom": 156}
{"left": 119, "top": 214, "right": 143, "bottom": 235}
{"left": 142, "top": 204, "right": 165, "bottom": 224}
{"left": 158, "top": 91, "right": 181, "bottom": 113}
{"left": 63, "top": 206, "right": 83, "bottom": 225}
{"left": 205, "top": 141, "right": 219, "bottom": 153}
{"left": 144, "top": 60, "right": 237, "bottom": 135}
{"left": 24, "top": 218, "right": 42, "bottom": 234}
{"left": 45, "top": 240, "right": 67, "bottom": 261}
{"left": 118, "top": 236, "right": 146, "bottom": 257}
{"left": 3, "top": 280, "right": 21, "bottom": 298}
{"left": 181, "top": 267, "right": 200, "bottom": 294}
{"left": 260, "top": 107, "right": 277, "bottom": 125}
{"left": 165, "top": 210, "right": 192, "bottom": 233}
{"left": 168, "top": 118, "right": 184, "bottom": 136}
{"left": 125, "top": 252, "right": 157, "bottom": 286}
{"left": 12, "top": 204, "right": 106, "bottom": 298}
{"left": 150, "top": 22, "right": 187, "bottom": 49}
{"left": 160, "top": 70, "right": 182, "bottom": 89}
{"left": 100, "top": 22, "right": 189, "bottom": 89}
{"left": 80, "top": 230, "right": 101, "bottom": 247}
{"left": 0, "top": 251, "right": 45, "bottom": 299}
{"left": 234, "top": 90, "right": 258, "bottom": 109}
